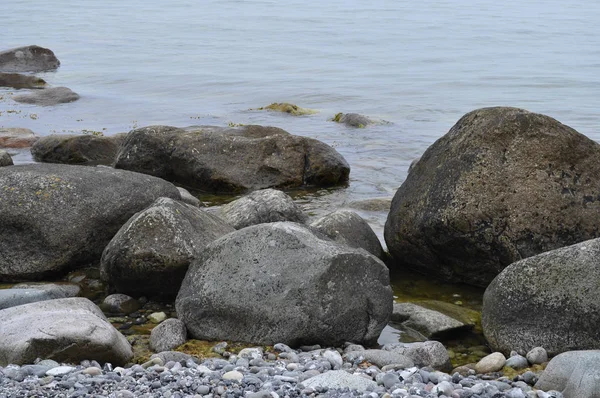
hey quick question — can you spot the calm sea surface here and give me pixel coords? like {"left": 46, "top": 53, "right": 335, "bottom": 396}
{"left": 2, "top": 0, "right": 600, "bottom": 242}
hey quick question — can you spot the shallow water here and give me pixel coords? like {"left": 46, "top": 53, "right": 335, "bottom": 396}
{"left": 2, "top": 1, "right": 599, "bottom": 257}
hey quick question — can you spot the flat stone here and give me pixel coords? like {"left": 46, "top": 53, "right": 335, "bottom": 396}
{"left": 0, "top": 128, "right": 39, "bottom": 148}
{"left": 222, "top": 370, "right": 244, "bottom": 382}
{"left": 13, "top": 87, "right": 79, "bottom": 106}
{"left": 46, "top": 366, "right": 75, "bottom": 376}
{"left": 344, "top": 349, "right": 414, "bottom": 369}
{"left": 0, "top": 288, "right": 65, "bottom": 310}
{"left": 391, "top": 302, "right": 472, "bottom": 339}
{"left": 301, "top": 370, "right": 377, "bottom": 392}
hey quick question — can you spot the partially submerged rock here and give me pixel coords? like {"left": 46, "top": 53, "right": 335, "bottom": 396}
{"left": 114, "top": 125, "right": 349, "bottom": 193}
{"left": 0, "top": 164, "right": 181, "bottom": 281}
{"left": 0, "top": 297, "right": 132, "bottom": 366}
{"left": 332, "top": 113, "right": 373, "bottom": 128}
{"left": 0, "top": 72, "right": 46, "bottom": 89}
{"left": 219, "top": 188, "right": 308, "bottom": 229}
{"left": 257, "top": 103, "right": 317, "bottom": 116}
{"left": 482, "top": 238, "right": 600, "bottom": 355}
{"left": 176, "top": 222, "right": 392, "bottom": 347}
{"left": 385, "top": 107, "right": 600, "bottom": 287}
{"left": 310, "top": 209, "right": 384, "bottom": 259}
{"left": 13, "top": 86, "right": 79, "bottom": 106}
{"left": 31, "top": 133, "right": 124, "bottom": 166}
{"left": 346, "top": 197, "right": 392, "bottom": 212}
{"left": 0, "top": 45, "right": 60, "bottom": 73}
{"left": 391, "top": 302, "right": 473, "bottom": 340}
{"left": 101, "top": 197, "right": 234, "bottom": 297}
{"left": 0, "top": 127, "right": 38, "bottom": 148}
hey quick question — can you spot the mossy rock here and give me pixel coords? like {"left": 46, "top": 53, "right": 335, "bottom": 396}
{"left": 257, "top": 103, "right": 318, "bottom": 116}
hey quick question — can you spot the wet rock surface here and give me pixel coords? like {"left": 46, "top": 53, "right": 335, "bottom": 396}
{"left": 0, "top": 45, "right": 60, "bottom": 73}
{"left": 31, "top": 133, "right": 125, "bottom": 165}
{"left": 385, "top": 106, "right": 600, "bottom": 287}
{"left": 13, "top": 86, "right": 80, "bottom": 106}
{"left": 114, "top": 125, "right": 350, "bottom": 193}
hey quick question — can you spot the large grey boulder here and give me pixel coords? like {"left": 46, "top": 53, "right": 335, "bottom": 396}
{"left": 0, "top": 164, "right": 181, "bottom": 281}
{"left": 31, "top": 133, "right": 125, "bottom": 166}
{"left": 13, "top": 87, "right": 79, "bottom": 106}
{"left": 219, "top": 188, "right": 308, "bottom": 229}
{"left": 0, "top": 297, "right": 132, "bottom": 366}
{"left": 310, "top": 210, "right": 384, "bottom": 259}
{"left": 114, "top": 125, "right": 350, "bottom": 193}
{"left": 482, "top": 238, "right": 600, "bottom": 356}
{"left": 176, "top": 222, "right": 392, "bottom": 347}
{"left": 0, "top": 150, "right": 13, "bottom": 166}
{"left": 101, "top": 197, "right": 234, "bottom": 297}
{"left": 0, "top": 128, "right": 38, "bottom": 148}
{"left": 535, "top": 350, "right": 600, "bottom": 397}
{"left": 0, "top": 72, "right": 46, "bottom": 89}
{"left": 0, "top": 45, "right": 60, "bottom": 72}
{"left": 385, "top": 107, "right": 600, "bottom": 287}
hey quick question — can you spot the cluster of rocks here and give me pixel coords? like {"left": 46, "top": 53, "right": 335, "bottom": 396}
{"left": 3, "top": 94, "right": 600, "bottom": 397}
{"left": 3, "top": 341, "right": 592, "bottom": 398}
{"left": 0, "top": 45, "right": 79, "bottom": 105}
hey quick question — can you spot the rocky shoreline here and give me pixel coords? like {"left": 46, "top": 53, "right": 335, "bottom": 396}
{"left": 2, "top": 46, "right": 600, "bottom": 397}
{"left": 0, "top": 343, "right": 564, "bottom": 398}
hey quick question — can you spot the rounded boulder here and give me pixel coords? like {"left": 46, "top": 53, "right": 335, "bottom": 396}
{"left": 385, "top": 107, "right": 600, "bottom": 286}
{"left": 175, "top": 222, "right": 392, "bottom": 347}
{"left": 101, "top": 197, "right": 234, "bottom": 297}
{"left": 0, "top": 164, "right": 181, "bottom": 281}
{"left": 482, "top": 238, "right": 600, "bottom": 355}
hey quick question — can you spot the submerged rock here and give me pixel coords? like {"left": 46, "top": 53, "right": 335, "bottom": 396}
{"left": 257, "top": 102, "right": 317, "bottom": 116}
{"left": 31, "top": 133, "right": 125, "bottom": 165}
{"left": 385, "top": 107, "right": 600, "bottom": 287}
{"left": 391, "top": 302, "right": 473, "bottom": 340}
{"left": 0, "top": 45, "right": 60, "bottom": 73}
{"left": 332, "top": 112, "right": 373, "bottom": 128}
{"left": 219, "top": 188, "right": 308, "bottom": 229}
{"left": 114, "top": 125, "right": 349, "bottom": 193}
{"left": 101, "top": 197, "right": 234, "bottom": 297}
{"left": 0, "top": 127, "right": 38, "bottom": 148}
{"left": 347, "top": 197, "right": 392, "bottom": 212}
{"left": 0, "top": 164, "right": 181, "bottom": 281}
{"left": 0, "top": 297, "right": 132, "bottom": 366}
{"left": 176, "top": 222, "right": 392, "bottom": 347}
{"left": 0, "top": 72, "right": 46, "bottom": 89}
{"left": 13, "top": 87, "right": 80, "bottom": 105}
{"left": 482, "top": 238, "right": 600, "bottom": 355}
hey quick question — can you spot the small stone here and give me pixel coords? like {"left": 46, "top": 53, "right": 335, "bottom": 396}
{"left": 526, "top": 347, "right": 548, "bottom": 365}
{"left": 238, "top": 347, "right": 263, "bottom": 360}
{"left": 522, "top": 371, "right": 538, "bottom": 385}
{"left": 223, "top": 370, "right": 244, "bottom": 382}
{"left": 102, "top": 293, "right": 141, "bottom": 315}
{"left": 323, "top": 349, "right": 343, "bottom": 369}
{"left": 382, "top": 373, "right": 400, "bottom": 389}
{"left": 212, "top": 341, "right": 228, "bottom": 354}
{"left": 196, "top": 385, "right": 210, "bottom": 394}
{"left": 475, "top": 352, "right": 506, "bottom": 374}
{"left": 46, "top": 366, "right": 75, "bottom": 376}
{"left": 148, "top": 312, "right": 167, "bottom": 323}
{"left": 141, "top": 357, "right": 164, "bottom": 368}
{"left": 506, "top": 354, "right": 529, "bottom": 369}
{"left": 82, "top": 367, "right": 103, "bottom": 376}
